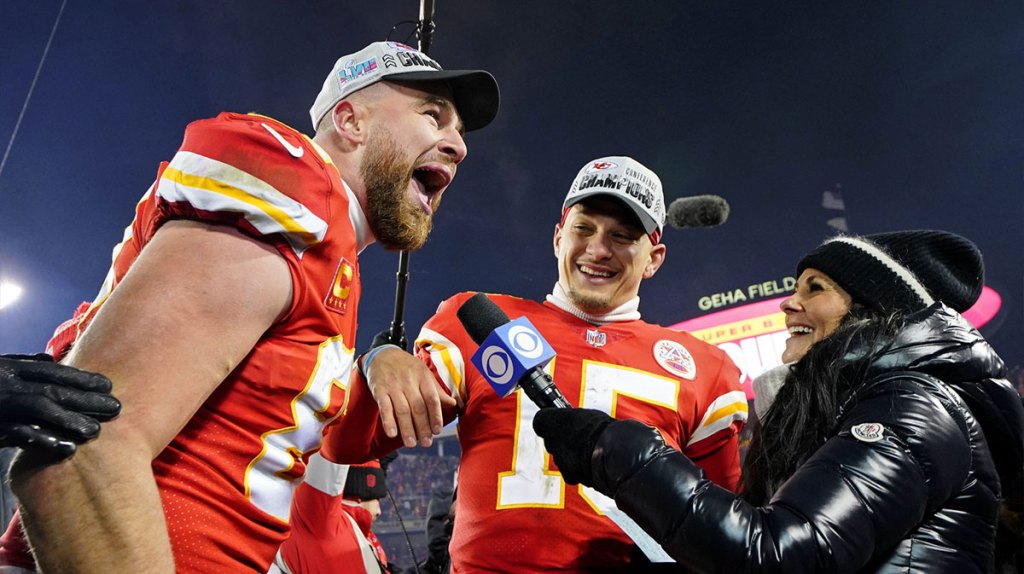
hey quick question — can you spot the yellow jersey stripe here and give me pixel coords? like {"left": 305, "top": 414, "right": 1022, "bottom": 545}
{"left": 160, "top": 151, "right": 327, "bottom": 257}
{"left": 416, "top": 327, "right": 465, "bottom": 405}
{"left": 686, "top": 390, "right": 749, "bottom": 447}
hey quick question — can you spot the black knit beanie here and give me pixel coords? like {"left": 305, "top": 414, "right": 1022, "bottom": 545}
{"left": 796, "top": 230, "right": 984, "bottom": 313}
{"left": 344, "top": 460, "right": 388, "bottom": 501}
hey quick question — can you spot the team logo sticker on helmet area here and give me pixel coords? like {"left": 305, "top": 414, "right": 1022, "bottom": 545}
{"left": 851, "top": 422, "right": 886, "bottom": 443}
{"left": 587, "top": 160, "right": 618, "bottom": 172}
{"left": 653, "top": 340, "right": 696, "bottom": 380}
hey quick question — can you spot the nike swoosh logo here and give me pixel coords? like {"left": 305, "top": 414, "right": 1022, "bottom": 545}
{"left": 261, "top": 123, "right": 304, "bottom": 158}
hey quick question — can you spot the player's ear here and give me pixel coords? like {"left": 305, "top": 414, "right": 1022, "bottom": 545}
{"left": 553, "top": 223, "right": 564, "bottom": 258}
{"left": 643, "top": 243, "right": 667, "bottom": 279}
{"left": 331, "top": 100, "right": 367, "bottom": 146}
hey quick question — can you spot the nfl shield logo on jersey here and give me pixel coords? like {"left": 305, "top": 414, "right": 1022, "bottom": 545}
{"left": 653, "top": 340, "right": 697, "bottom": 380}
{"left": 586, "top": 329, "right": 606, "bottom": 348}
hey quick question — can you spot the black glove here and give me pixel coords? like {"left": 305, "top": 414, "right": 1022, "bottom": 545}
{"left": 0, "top": 354, "right": 122, "bottom": 459}
{"left": 533, "top": 408, "right": 613, "bottom": 486}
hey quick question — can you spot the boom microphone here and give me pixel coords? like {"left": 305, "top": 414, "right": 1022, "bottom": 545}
{"left": 456, "top": 293, "right": 572, "bottom": 409}
{"left": 666, "top": 195, "right": 730, "bottom": 228}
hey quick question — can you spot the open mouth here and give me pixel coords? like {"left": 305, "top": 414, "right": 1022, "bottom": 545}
{"left": 787, "top": 325, "right": 813, "bottom": 336}
{"left": 411, "top": 165, "right": 451, "bottom": 214}
{"left": 578, "top": 264, "right": 617, "bottom": 280}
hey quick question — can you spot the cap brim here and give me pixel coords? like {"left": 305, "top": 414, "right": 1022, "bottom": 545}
{"left": 564, "top": 191, "right": 660, "bottom": 236}
{"left": 387, "top": 70, "right": 499, "bottom": 132}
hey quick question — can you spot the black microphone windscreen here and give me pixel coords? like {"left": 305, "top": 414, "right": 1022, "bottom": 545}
{"left": 666, "top": 195, "right": 730, "bottom": 229}
{"left": 456, "top": 293, "right": 511, "bottom": 344}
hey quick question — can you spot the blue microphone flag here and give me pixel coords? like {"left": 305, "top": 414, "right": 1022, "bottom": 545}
{"left": 469, "top": 316, "right": 556, "bottom": 398}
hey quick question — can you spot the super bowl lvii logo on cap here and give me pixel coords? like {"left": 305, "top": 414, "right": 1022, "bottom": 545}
{"left": 336, "top": 57, "right": 378, "bottom": 86}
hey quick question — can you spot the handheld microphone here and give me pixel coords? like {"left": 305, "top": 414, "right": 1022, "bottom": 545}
{"left": 666, "top": 194, "right": 730, "bottom": 228}
{"left": 456, "top": 293, "right": 572, "bottom": 409}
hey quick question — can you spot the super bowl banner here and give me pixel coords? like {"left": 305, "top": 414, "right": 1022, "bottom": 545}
{"left": 671, "top": 281, "right": 1003, "bottom": 399}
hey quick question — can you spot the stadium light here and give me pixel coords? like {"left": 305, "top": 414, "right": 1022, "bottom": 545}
{"left": 0, "top": 279, "right": 24, "bottom": 310}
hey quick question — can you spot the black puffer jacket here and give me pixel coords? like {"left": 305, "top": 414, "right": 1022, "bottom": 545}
{"left": 590, "top": 304, "right": 1024, "bottom": 573}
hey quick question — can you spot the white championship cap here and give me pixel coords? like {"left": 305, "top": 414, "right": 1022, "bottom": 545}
{"left": 309, "top": 41, "right": 499, "bottom": 132}
{"left": 562, "top": 156, "right": 667, "bottom": 244}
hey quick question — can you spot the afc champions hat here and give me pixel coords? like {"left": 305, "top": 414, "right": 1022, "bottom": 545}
{"left": 563, "top": 156, "right": 667, "bottom": 244}
{"left": 310, "top": 41, "right": 499, "bottom": 132}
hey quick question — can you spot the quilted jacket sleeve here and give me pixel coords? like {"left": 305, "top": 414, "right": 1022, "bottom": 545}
{"left": 592, "top": 376, "right": 973, "bottom": 573}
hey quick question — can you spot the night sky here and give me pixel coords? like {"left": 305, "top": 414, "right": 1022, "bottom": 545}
{"left": 2, "top": 1, "right": 1021, "bottom": 370}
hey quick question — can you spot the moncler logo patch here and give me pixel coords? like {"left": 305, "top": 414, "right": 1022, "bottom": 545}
{"left": 653, "top": 340, "right": 696, "bottom": 380}
{"left": 851, "top": 422, "right": 886, "bottom": 443}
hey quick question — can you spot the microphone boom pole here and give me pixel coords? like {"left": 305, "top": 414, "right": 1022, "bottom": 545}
{"left": 418, "top": 0, "right": 435, "bottom": 54}
{"left": 381, "top": 7, "right": 438, "bottom": 567}
{"left": 388, "top": 0, "right": 436, "bottom": 350}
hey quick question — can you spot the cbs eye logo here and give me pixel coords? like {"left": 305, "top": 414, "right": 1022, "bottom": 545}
{"left": 480, "top": 326, "right": 544, "bottom": 385}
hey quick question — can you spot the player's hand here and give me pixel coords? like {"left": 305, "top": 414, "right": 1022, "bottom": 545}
{"left": 532, "top": 407, "right": 613, "bottom": 486}
{"left": 0, "top": 354, "right": 122, "bottom": 460}
{"left": 364, "top": 347, "right": 455, "bottom": 448}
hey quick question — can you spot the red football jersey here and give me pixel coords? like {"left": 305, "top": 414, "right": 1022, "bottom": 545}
{"left": 268, "top": 454, "right": 384, "bottom": 574}
{"left": 1, "top": 113, "right": 364, "bottom": 573}
{"left": 323, "top": 292, "right": 747, "bottom": 572}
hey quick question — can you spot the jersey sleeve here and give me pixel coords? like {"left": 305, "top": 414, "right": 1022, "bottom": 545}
{"left": 414, "top": 292, "right": 479, "bottom": 408}
{"left": 152, "top": 113, "right": 333, "bottom": 259}
{"left": 274, "top": 454, "right": 375, "bottom": 574}
{"left": 682, "top": 345, "right": 748, "bottom": 491}
{"left": 318, "top": 370, "right": 404, "bottom": 464}
{"left": 319, "top": 294, "right": 474, "bottom": 465}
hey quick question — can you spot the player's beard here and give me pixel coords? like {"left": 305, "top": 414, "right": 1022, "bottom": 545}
{"left": 361, "top": 128, "right": 436, "bottom": 251}
{"left": 566, "top": 287, "right": 614, "bottom": 315}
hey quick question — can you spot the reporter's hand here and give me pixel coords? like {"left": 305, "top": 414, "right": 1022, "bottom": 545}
{"left": 0, "top": 354, "right": 121, "bottom": 459}
{"left": 537, "top": 410, "right": 674, "bottom": 498}
{"left": 364, "top": 347, "right": 455, "bottom": 448}
{"left": 532, "top": 407, "right": 613, "bottom": 486}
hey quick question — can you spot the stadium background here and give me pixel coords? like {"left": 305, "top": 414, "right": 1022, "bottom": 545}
{"left": 2, "top": 0, "right": 1021, "bottom": 566}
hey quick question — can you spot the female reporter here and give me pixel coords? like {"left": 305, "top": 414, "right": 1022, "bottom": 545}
{"left": 534, "top": 230, "right": 1024, "bottom": 573}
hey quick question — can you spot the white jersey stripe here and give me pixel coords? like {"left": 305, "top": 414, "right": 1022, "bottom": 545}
{"left": 160, "top": 151, "right": 328, "bottom": 257}
{"left": 302, "top": 453, "right": 350, "bottom": 497}
{"left": 686, "top": 390, "right": 749, "bottom": 447}
{"left": 416, "top": 327, "right": 466, "bottom": 405}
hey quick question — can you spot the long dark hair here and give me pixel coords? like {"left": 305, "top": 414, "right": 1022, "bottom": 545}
{"left": 741, "top": 304, "right": 905, "bottom": 505}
